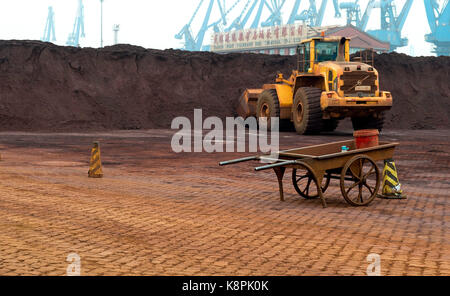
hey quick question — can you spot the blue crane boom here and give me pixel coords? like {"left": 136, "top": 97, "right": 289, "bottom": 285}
{"left": 42, "top": 6, "right": 56, "bottom": 42}
{"left": 250, "top": 0, "right": 268, "bottom": 28}
{"left": 225, "top": 0, "right": 260, "bottom": 31}
{"left": 174, "top": 0, "right": 216, "bottom": 51}
{"left": 360, "top": 0, "right": 376, "bottom": 31}
{"left": 287, "top": 0, "right": 337, "bottom": 26}
{"left": 316, "top": 0, "right": 329, "bottom": 25}
{"left": 195, "top": 0, "right": 216, "bottom": 50}
{"left": 261, "top": 0, "right": 287, "bottom": 27}
{"left": 332, "top": 0, "right": 341, "bottom": 17}
{"left": 175, "top": 0, "right": 246, "bottom": 51}
{"left": 66, "top": 0, "right": 85, "bottom": 47}
{"left": 424, "top": 0, "right": 450, "bottom": 55}
{"left": 217, "top": 0, "right": 228, "bottom": 25}
{"left": 241, "top": 0, "right": 262, "bottom": 27}
{"left": 396, "top": 0, "right": 413, "bottom": 30}
{"left": 287, "top": 0, "right": 304, "bottom": 23}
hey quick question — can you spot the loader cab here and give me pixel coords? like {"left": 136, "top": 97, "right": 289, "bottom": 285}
{"left": 297, "top": 37, "right": 350, "bottom": 72}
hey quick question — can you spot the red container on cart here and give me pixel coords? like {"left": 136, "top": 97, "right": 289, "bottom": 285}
{"left": 353, "top": 129, "right": 379, "bottom": 149}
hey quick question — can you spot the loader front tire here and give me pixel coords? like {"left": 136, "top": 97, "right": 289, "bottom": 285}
{"left": 256, "top": 89, "right": 281, "bottom": 131}
{"left": 292, "top": 87, "right": 324, "bottom": 135}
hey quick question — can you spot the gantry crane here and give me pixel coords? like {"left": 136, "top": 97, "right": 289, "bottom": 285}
{"left": 174, "top": 0, "right": 223, "bottom": 51}
{"left": 176, "top": 0, "right": 335, "bottom": 51}
{"left": 66, "top": 0, "right": 86, "bottom": 47}
{"left": 260, "top": 0, "right": 287, "bottom": 27}
{"left": 332, "top": 0, "right": 341, "bottom": 17}
{"left": 175, "top": 0, "right": 294, "bottom": 51}
{"left": 176, "top": 0, "right": 416, "bottom": 52}
{"left": 287, "top": 0, "right": 341, "bottom": 26}
{"left": 424, "top": 0, "right": 450, "bottom": 56}
{"left": 225, "top": 0, "right": 260, "bottom": 31}
{"left": 339, "top": 0, "right": 413, "bottom": 51}
{"left": 339, "top": 0, "right": 375, "bottom": 30}
{"left": 366, "top": 0, "right": 413, "bottom": 51}
{"left": 42, "top": 6, "right": 56, "bottom": 42}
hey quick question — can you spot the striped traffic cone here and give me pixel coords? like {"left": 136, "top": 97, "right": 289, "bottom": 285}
{"left": 88, "top": 141, "right": 103, "bottom": 178}
{"left": 377, "top": 158, "right": 406, "bottom": 199}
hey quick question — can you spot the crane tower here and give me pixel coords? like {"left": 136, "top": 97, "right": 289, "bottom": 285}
{"left": 66, "top": 0, "right": 86, "bottom": 47}
{"left": 424, "top": 0, "right": 450, "bottom": 56}
{"left": 339, "top": 0, "right": 413, "bottom": 51}
{"left": 42, "top": 6, "right": 56, "bottom": 42}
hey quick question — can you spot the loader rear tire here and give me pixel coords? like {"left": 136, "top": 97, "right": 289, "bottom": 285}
{"left": 256, "top": 89, "right": 281, "bottom": 131}
{"left": 292, "top": 87, "right": 324, "bottom": 135}
{"left": 352, "top": 113, "right": 385, "bottom": 132}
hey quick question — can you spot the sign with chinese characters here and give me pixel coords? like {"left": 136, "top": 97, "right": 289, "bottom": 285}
{"left": 210, "top": 24, "right": 308, "bottom": 52}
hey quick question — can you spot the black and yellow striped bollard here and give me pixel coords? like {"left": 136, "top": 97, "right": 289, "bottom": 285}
{"left": 88, "top": 141, "right": 103, "bottom": 178}
{"left": 378, "top": 158, "right": 406, "bottom": 199}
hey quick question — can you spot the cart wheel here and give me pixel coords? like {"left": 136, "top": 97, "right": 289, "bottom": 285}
{"left": 340, "top": 155, "right": 380, "bottom": 206}
{"left": 292, "top": 168, "right": 330, "bottom": 199}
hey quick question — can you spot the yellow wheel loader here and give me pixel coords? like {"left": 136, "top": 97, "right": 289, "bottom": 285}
{"left": 237, "top": 36, "right": 393, "bottom": 134}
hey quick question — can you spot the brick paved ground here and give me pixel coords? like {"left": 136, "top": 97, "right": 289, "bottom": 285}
{"left": 0, "top": 129, "right": 448, "bottom": 275}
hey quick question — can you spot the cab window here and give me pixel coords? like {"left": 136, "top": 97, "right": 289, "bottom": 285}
{"left": 303, "top": 43, "right": 310, "bottom": 72}
{"left": 315, "top": 41, "right": 338, "bottom": 62}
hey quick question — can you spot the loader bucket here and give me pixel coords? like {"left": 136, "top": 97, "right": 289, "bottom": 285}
{"left": 236, "top": 89, "right": 263, "bottom": 118}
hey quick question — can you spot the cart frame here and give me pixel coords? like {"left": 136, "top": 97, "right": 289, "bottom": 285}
{"left": 220, "top": 140, "right": 398, "bottom": 208}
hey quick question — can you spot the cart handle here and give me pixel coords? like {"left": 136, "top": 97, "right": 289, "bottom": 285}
{"left": 254, "top": 160, "right": 297, "bottom": 171}
{"left": 219, "top": 156, "right": 258, "bottom": 166}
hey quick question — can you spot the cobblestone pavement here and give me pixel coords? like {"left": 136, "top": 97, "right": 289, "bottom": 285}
{"left": 0, "top": 129, "right": 448, "bottom": 276}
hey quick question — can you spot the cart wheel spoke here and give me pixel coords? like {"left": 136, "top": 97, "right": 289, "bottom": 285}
{"left": 351, "top": 185, "right": 363, "bottom": 203}
{"left": 364, "top": 182, "right": 375, "bottom": 195}
{"left": 302, "top": 177, "right": 312, "bottom": 195}
{"left": 359, "top": 185, "right": 363, "bottom": 203}
{"left": 292, "top": 168, "right": 329, "bottom": 200}
{"left": 341, "top": 155, "right": 380, "bottom": 207}
{"left": 305, "top": 177, "right": 312, "bottom": 195}
{"left": 349, "top": 166, "right": 361, "bottom": 180}
{"left": 346, "top": 180, "right": 360, "bottom": 195}
{"left": 362, "top": 167, "right": 375, "bottom": 180}
{"left": 296, "top": 175, "right": 308, "bottom": 183}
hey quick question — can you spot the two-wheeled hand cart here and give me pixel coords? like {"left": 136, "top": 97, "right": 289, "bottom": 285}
{"left": 219, "top": 140, "right": 398, "bottom": 208}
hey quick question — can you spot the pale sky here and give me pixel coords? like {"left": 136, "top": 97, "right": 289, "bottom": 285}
{"left": 0, "top": 0, "right": 436, "bottom": 56}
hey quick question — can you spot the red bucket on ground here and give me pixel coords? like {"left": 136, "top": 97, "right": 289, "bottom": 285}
{"left": 353, "top": 129, "right": 379, "bottom": 149}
